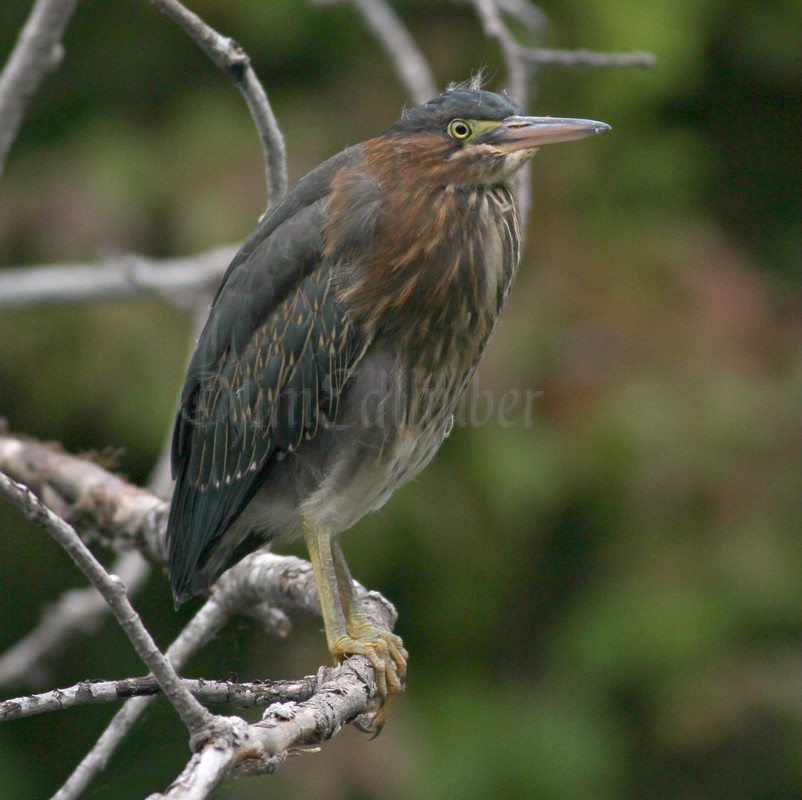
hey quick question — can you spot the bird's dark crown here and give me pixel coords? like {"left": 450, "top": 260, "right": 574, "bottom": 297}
{"left": 386, "top": 89, "right": 522, "bottom": 136}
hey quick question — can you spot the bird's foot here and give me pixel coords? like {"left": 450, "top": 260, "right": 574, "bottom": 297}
{"left": 331, "top": 625, "right": 407, "bottom": 736}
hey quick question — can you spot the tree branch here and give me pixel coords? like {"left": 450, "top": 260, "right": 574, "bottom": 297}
{"left": 0, "top": 0, "right": 81, "bottom": 179}
{"left": 144, "top": 0, "right": 287, "bottom": 208}
{"left": 0, "top": 433, "right": 169, "bottom": 562}
{"left": 0, "top": 432, "right": 398, "bottom": 634}
{"left": 0, "top": 674, "right": 319, "bottom": 722}
{"left": 52, "top": 588, "right": 239, "bottom": 800}
{"left": 521, "top": 46, "right": 657, "bottom": 68}
{"left": 149, "top": 724, "right": 245, "bottom": 800}
{"left": 471, "top": 0, "right": 528, "bottom": 101}
{"left": 0, "top": 246, "right": 233, "bottom": 310}
{"left": 0, "top": 470, "right": 212, "bottom": 737}
{"left": 148, "top": 658, "right": 384, "bottom": 799}
{"left": 0, "top": 432, "right": 399, "bottom": 796}
{"left": 493, "top": 0, "right": 547, "bottom": 34}
{"left": 470, "top": 0, "right": 536, "bottom": 237}
{"left": 467, "top": 0, "right": 654, "bottom": 246}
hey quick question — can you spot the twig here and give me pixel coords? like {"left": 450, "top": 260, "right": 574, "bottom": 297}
{"left": 521, "top": 47, "right": 657, "bottom": 68}
{"left": 471, "top": 0, "right": 528, "bottom": 104}
{"left": 0, "top": 675, "right": 318, "bottom": 722}
{"left": 0, "top": 246, "right": 233, "bottom": 310}
{"left": 0, "top": 433, "right": 169, "bottom": 562}
{"left": 0, "top": 470, "right": 211, "bottom": 737}
{"left": 469, "top": 0, "right": 656, "bottom": 74}
{"left": 149, "top": 658, "right": 383, "bottom": 799}
{"left": 0, "top": 432, "right": 397, "bottom": 796}
{"left": 145, "top": 0, "right": 287, "bottom": 208}
{"left": 51, "top": 553, "right": 394, "bottom": 798}
{"left": 470, "top": 0, "right": 534, "bottom": 237}
{"left": 0, "top": 0, "right": 80, "bottom": 178}
{"left": 310, "top": 0, "right": 437, "bottom": 104}
{"left": 53, "top": 590, "right": 237, "bottom": 800}
{"left": 494, "top": 0, "right": 547, "bottom": 34}
{"left": 149, "top": 725, "right": 245, "bottom": 800}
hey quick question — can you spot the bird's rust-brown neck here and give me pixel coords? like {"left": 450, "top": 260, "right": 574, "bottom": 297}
{"left": 323, "top": 136, "right": 520, "bottom": 349}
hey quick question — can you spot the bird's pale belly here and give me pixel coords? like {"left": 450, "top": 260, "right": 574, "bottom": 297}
{"left": 302, "top": 413, "right": 452, "bottom": 537}
{"left": 300, "top": 365, "right": 460, "bottom": 537}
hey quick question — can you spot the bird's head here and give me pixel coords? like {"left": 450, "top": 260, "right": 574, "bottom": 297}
{"left": 381, "top": 88, "right": 610, "bottom": 188}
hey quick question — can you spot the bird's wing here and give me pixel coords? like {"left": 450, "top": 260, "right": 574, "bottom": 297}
{"left": 167, "top": 151, "right": 366, "bottom": 601}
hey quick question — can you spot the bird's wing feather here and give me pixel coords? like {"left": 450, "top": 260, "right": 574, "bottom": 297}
{"left": 167, "top": 150, "right": 367, "bottom": 601}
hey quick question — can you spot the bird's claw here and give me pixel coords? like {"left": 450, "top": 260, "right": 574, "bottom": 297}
{"left": 354, "top": 693, "right": 394, "bottom": 738}
{"left": 331, "top": 625, "right": 407, "bottom": 734}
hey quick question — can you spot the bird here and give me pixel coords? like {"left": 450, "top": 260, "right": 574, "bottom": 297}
{"left": 166, "top": 85, "right": 609, "bottom": 730}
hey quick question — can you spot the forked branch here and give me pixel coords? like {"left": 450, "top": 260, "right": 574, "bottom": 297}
{"left": 0, "top": 0, "right": 81, "bottom": 178}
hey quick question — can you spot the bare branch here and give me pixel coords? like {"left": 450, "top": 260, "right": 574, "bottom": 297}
{"left": 311, "top": 0, "right": 437, "bottom": 104}
{"left": 145, "top": 0, "right": 287, "bottom": 207}
{"left": 493, "top": 0, "right": 547, "bottom": 34}
{"left": 471, "top": 0, "right": 528, "bottom": 104}
{"left": 53, "top": 590, "right": 238, "bottom": 800}
{"left": 149, "top": 723, "right": 245, "bottom": 800}
{"left": 521, "top": 47, "right": 657, "bottom": 68}
{"left": 1, "top": 674, "right": 318, "bottom": 722}
{"left": 0, "top": 0, "right": 80, "bottom": 178}
{"left": 0, "top": 434, "right": 169, "bottom": 562}
{"left": 53, "top": 560, "right": 394, "bottom": 798}
{"left": 237, "top": 658, "right": 384, "bottom": 775}
{"left": 470, "top": 0, "right": 535, "bottom": 238}
{"left": 467, "top": 1, "right": 653, "bottom": 247}
{"left": 0, "top": 431, "right": 399, "bottom": 795}
{"left": 468, "top": 0, "right": 655, "bottom": 73}
{"left": 0, "top": 470, "right": 211, "bottom": 737}
{"left": 0, "top": 432, "right": 398, "bottom": 634}
{"left": 150, "top": 658, "right": 384, "bottom": 799}
{"left": 0, "top": 246, "right": 233, "bottom": 310}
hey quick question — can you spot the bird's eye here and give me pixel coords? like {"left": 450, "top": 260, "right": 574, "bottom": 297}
{"left": 448, "top": 119, "right": 473, "bottom": 140}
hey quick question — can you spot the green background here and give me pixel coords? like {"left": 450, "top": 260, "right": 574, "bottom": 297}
{"left": 0, "top": 1, "right": 799, "bottom": 798}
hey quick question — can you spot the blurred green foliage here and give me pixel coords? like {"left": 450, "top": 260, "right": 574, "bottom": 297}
{"left": 0, "top": 1, "right": 799, "bottom": 799}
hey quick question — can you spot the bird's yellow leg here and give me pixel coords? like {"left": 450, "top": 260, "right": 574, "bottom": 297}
{"left": 331, "top": 537, "right": 408, "bottom": 687}
{"left": 330, "top": 537, "right": 407, "bottom": 733}
{"left": 303, "top": 523, "right": 406, "bottom": 731}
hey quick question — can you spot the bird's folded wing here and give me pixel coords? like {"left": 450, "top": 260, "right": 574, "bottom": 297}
{"left": 167, "top": 169, "right": 366, "bottom": 599}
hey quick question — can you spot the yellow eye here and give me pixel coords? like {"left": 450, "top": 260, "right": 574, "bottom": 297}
{"left": 448, "top": 119, "right": 473, "bottom": 140}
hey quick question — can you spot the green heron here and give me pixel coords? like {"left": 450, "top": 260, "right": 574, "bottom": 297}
{"left": 167, "top": 87, "right": 609, "bottom": 727}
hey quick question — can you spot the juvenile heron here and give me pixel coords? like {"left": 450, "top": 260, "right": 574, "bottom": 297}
{"left": 167, "top": 87, "right": 609, "bottom": 728}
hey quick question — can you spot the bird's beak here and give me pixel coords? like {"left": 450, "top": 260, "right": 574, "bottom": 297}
{"left": 486, "top": 116, "right": 611, "bottom": 152}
